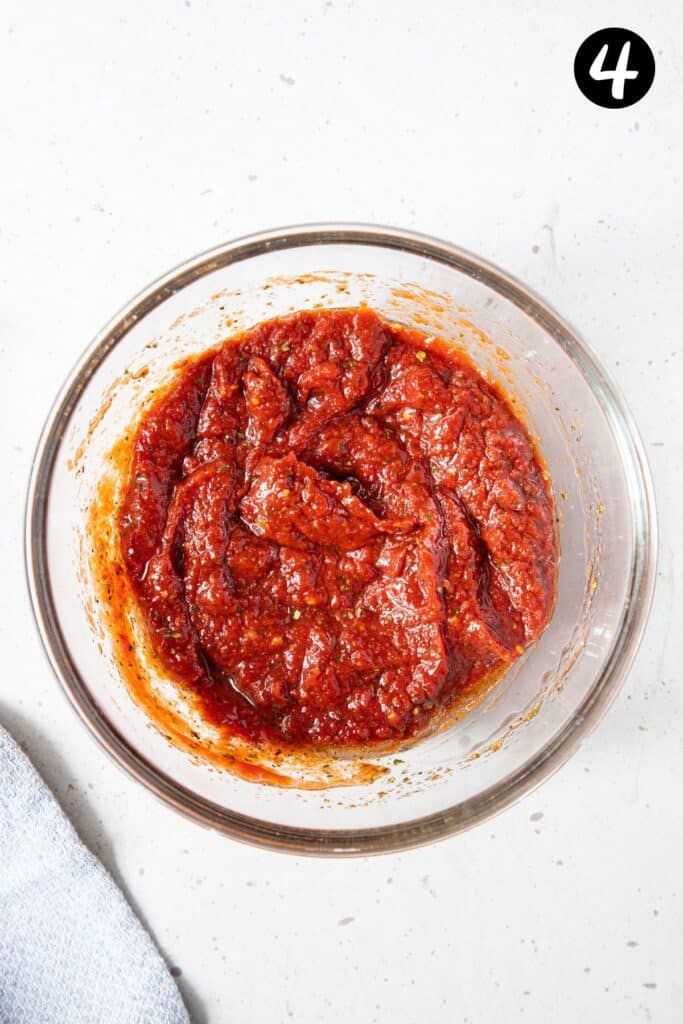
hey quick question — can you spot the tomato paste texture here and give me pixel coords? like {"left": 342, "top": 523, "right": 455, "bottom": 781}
{"left": 120, "top": 309, "right": 556, "bottom": 747}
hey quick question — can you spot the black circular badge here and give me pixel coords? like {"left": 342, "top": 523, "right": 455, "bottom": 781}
{"left": 574, "top": 28, "right": 655, "bottom": 108}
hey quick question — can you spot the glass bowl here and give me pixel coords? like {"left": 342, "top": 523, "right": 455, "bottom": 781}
{"left": 25, "top": 224, "right": 657, "bottom": 855}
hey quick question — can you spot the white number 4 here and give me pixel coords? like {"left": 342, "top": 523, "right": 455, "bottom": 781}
{"left": 590, "top": 41, "right": 638, "bottom": 100}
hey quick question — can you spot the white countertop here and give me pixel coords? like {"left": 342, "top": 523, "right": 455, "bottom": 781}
{"left": 2, "top": 1, "right": 681, "bottom": 1021}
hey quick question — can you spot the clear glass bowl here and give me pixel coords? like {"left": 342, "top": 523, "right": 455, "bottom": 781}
{"left": 25, "top": 224, "right": 657, "bottom": 855}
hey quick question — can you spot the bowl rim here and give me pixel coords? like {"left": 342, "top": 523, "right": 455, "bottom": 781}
{"left": 24, "top": 222, "right": 658, "bottom": 856}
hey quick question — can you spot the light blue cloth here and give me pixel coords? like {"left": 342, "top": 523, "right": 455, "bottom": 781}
{"left": 0, "top": 725, "right": 189, "bottom": 1024}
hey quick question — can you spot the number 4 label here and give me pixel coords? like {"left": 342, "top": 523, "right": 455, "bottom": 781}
{"left": 575, "top": 29, "right": 655, "bottom": 109}
{"left": 589, "top": 41, "right": 638, "bottom": 100}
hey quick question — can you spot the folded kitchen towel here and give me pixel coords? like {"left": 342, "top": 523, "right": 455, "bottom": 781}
{"left": 0, "top": 724, "right": 189, "bottom": 1024}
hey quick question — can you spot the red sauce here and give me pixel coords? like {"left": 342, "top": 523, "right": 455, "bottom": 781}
{"left": 119, "top": 309, "right": 557, "bottom": 748}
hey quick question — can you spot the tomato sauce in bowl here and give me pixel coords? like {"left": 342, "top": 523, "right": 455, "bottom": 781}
{"left": 118, "top": 308, "right": 557, "bottom": 749}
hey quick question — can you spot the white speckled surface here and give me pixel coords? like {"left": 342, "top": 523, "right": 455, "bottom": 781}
{"left": 1, "top": 1, "right": 681, "bottom": 1021}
